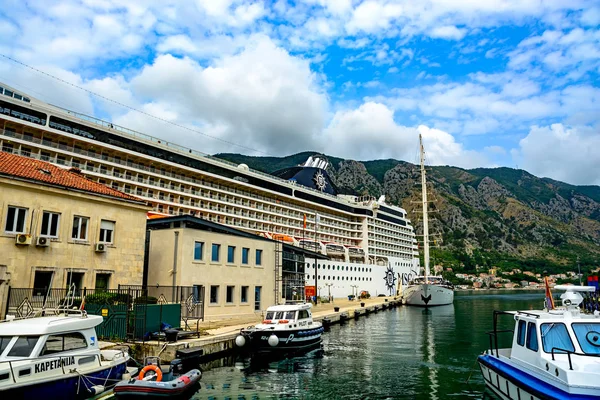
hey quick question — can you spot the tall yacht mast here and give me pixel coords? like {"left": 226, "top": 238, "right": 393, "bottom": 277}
{"left": 420, "top": 134, "right": 430, "bottom": 280}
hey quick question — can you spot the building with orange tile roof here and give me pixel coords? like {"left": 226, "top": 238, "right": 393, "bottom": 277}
{"left": 0, "top": 151, "right": 150, "bottom": 317}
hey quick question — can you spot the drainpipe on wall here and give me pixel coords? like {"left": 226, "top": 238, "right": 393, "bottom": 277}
{"left": 142, "top": 229, "right": 151, "bottom": 287}
{"left": 172, "top": 231, "right": 179, "bottom": 302}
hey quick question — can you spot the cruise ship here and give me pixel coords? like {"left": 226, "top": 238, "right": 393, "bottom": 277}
{"left": 0, "top": 83, "right": 420, "bottom": 299}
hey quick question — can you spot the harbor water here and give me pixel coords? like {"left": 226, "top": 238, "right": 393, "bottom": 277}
{"left": 192, "top": 290, "right": 545, "bottom": 399}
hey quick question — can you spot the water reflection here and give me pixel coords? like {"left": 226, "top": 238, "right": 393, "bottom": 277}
{"left": 195, "top": 291, "right": 544, "bottom": 399}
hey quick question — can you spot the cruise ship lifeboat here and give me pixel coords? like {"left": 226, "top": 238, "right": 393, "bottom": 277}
{"left": 271, "top": 234, "right": 298, "bottom": 246}
{"left": 346, "top": 246, "right": 365, "bottom": 258}
{"left": 297, "top": 239, "right": 323, "bottom": 253}
{"left": 324, "top": 242, "right": 345, "bottom": 255}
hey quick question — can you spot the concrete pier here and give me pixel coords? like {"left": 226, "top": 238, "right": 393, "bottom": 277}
{"left": 109, "top": 296, "right": 403, "bottom": 368}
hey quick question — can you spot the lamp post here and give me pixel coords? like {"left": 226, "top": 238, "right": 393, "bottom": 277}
{"left": 350, "top": 284, "right": 358, "bottom": 300}
{"left": 325, "top": 283, "right": 333, "bottom": 303}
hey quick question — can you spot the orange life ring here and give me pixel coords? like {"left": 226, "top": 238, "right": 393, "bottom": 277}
{"left": 139, "top": 365, "right": 163, "bottom": 382}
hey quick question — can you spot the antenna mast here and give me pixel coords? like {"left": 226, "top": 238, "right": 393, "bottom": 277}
{"left": 420, "top": 134, "right": 430, "bottom": 279}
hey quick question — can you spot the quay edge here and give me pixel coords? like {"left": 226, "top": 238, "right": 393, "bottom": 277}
{"left": 124, "top": 297, "right": 403, "bottom": 370}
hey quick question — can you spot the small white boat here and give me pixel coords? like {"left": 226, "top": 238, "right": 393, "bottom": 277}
{"left": 478, "top": 285, "right": 600, "bottom": 399}
{"left": 235, "top": 303, "right": 323, "bottom": 357}
{"left": 404, "top": 134, "right": 454, "bottom": 307}
{"left": 0, "top": 309, "right": 131, "bottom": 400}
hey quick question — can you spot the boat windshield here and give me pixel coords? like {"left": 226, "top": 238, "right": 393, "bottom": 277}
{"left": 540, "top": 323, "right": 575, "bottom": 353}
{"left": 0, "top": 336, "right": 12, "bottom": 356}
{"left": 5, "top": 336, "right": 39, "bottom": 358}
{"left": 265, "top": 311, "right": 297, "bottom": 321}
{"left": 572, "top": 323, "right": 600, "bottom": 354}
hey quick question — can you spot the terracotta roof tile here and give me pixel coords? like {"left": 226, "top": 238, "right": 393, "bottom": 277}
{"left": 0, "top": 151, "right": 143, "bottom": 203}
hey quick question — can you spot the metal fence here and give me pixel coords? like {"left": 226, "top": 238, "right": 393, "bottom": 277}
{"left": 119, "top": 285, "right": 205, "bottom": 331}
{"left": 5, "top": 285, "right": 205, "bottom": 341}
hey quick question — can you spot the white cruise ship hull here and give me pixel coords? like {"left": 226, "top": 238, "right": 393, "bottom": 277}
{"left": 304, "top": 258, "right": 418, "bottom": 299}
{"left": 403, "top": 284, "right": 454, "bottom": 307}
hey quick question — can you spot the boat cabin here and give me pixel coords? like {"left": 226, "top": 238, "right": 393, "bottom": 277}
{"left": 0, "top": 314, "right": 103, "bottom": 361}
{"left": 260, "top": 304, "right": 315, "bottom": 329}
{"left": 0, "top": 313, "right": 109, "bottom": 386}
{"left": 489, "top": 286, "right": 600, "bottom": 380}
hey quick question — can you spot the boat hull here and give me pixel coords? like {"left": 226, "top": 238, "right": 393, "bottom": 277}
{"left": 114, "top": 369, "right": 201, "bottom": 400}
{"left": 237, "top": 326, "right": 324, "bottom": 357}
{"left": 478, "top": 354, "right": 600, "bottom": 400}
{"left": 0, "top": 358, "right": 128, "bottom": 400}
{"left": 404, "top": 284, "right": 454, "bottom": 307}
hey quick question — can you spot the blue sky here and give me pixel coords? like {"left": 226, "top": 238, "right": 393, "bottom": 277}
{"left": 0, "top": 1, "right": 599, "bottom": 185}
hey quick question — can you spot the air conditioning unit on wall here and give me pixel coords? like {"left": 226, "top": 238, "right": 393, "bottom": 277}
{"left": 36, "top": 236, "right": 50, "bottom": 247}
{"left": 15, "top": 234, "right": 32, "bottom": 245}
{"left": 95, "top": 243, "right": 106, "bottom": 252}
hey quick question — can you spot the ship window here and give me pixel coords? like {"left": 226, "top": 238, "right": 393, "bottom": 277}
{"left": 572, "top": 323, "right": 600, "bottom": 354}
{"left": 517, "top": 320, "right": 526, "bottom": 346}
{"left": 337, "top": 266, "right": 340, "bottom": 270}
{"left": 541, "top": 323, "right": 575, "bottom": 354}
{"left": 526, "top": 322, "right": 538, "bottom": 352}
{"left": 298, "top": 310, "right": 309, "bottom": 320}
{"left": 7, "top": 336, "right": 39, "bottom": 357}
{"left": 41, "top": 332, "right": 88, "bottom": 355}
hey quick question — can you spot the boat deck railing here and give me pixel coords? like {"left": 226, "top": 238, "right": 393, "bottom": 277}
{"left": 550, "top": 347, "right": 600, "bottom": 371}
{"left": 0, "top": 308, "right": 88, "bottom": 324}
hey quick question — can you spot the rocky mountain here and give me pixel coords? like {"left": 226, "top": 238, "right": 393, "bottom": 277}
{"left": 216, "top": 151, "right": 600, "bottom": 273}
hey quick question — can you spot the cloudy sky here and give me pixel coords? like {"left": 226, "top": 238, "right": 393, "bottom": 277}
{"left": 0, "top": 0, "right": 599, "bottom": 185}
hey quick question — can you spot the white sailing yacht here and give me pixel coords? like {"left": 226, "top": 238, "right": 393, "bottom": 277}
{"left": 403, "top": 135, "right": 454, "bottom": 307}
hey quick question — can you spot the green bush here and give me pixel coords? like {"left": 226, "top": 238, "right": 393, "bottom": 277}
{"left": 85, "top": 292, "right": 129, "bottom": 305}
{"left": 134, "top": 296, "right": 158, "bottom": 304}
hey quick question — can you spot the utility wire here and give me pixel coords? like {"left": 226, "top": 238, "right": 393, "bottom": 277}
{"left": 0, "top": 53, "right": 269, "bottom": 155}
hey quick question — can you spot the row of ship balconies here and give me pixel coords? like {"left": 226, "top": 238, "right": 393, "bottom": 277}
{"left": 0, "top": 139, "right": 365, "bottom": 246}
{"left": 0, "top": 129, "right": 418, "bottom": 251}
{"left": 0, "top": 128, "right": 365, "bottom": 225}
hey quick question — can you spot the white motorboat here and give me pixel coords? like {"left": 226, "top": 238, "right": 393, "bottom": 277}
{"left": 478, "top": 285, "right": 600, "bottom": 399}
{"left": 0, "top": 309, "right": 131, "bottom": 400}
{"left": 404, "top": 134, "right": 454, "bottom": 307}
{"left": 235, "top": 303, "right": 323, "bottom": 357}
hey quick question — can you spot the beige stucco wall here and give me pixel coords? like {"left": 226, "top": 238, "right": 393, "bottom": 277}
{"left": 147, "top": 226, "right": 279, "bottom": 320}
{"left": 0, "top": 177, "right": 149, "bottom": 292}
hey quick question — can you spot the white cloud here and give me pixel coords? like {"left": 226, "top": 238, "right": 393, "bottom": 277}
{"left": 346, "top": 1, "right": 403, "bottom": 34}
{"left": 429, "top": 25, "right": 467, "bottom": 40}
{"left": 512, "top": 124, "right": 600, "bottom": 185}
{"left": 323, "top": 102, "right": 489, "bottom": 167}
{"left": 117, "top": 35, "right": 327, "bottom": 155}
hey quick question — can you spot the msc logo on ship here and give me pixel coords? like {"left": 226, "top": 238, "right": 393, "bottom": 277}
{"left": 383, "top": 265, "right": 397, "bottom": 295}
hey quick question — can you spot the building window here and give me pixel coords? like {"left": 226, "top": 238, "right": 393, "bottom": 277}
{"left": 66, "top": 272, "right": 85, "bottom": 296}
{"left": 241, "top": 286, "right": 248, "bottom": 303}
{"left": 227, "top": 246, "right": 235, "bottom": 263}
{"left": 254, "top": 286, "right": 262, "bottom": 311}
{"left": 226, "top": 286, "right": 234, "bottom": 303}
{"left": 4, "top": 206, "right": 27, "bottom": 233}
{"left": 242, "top": 248, "right": 249, "bottom": 264}
{"left": 210, "top": 285, "right": 219, "bottom": 304}
{"left": 256, "top": 249, "right": 262, "bottom": 266}
{"left": 95, "top": 273, "right": 111, "bottom": 291}
{"left": 194, "top": 241, "right": 204, "bottom": 260}
{"left": 212, "top": 244, "right": 220, "bottom": 262}
{"left": 33, "top": 271, "right": 53, "bottom": 293}
{"left": 72, "top": 216, "right": 89, "bottom": 240}
{"left": 99, "top": 220, "right": 115, "bottom": 243}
